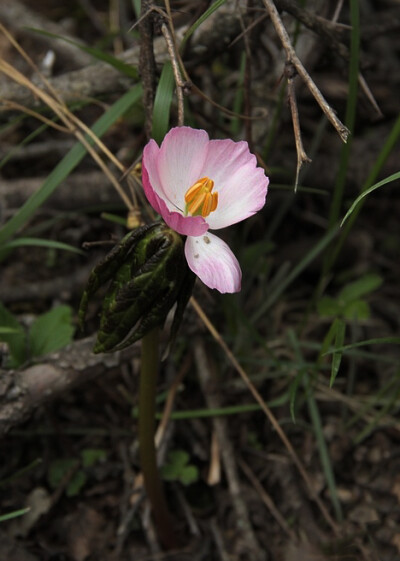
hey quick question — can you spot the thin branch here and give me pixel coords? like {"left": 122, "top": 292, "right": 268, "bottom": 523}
{"left": 262, "top": 0, "right": 350, "bottom": 143}
{"left": 194, "top": 337, "right": 266, "bottom": 561}
{"left": 161, "top": 22, "right": 185, "bottom": 127}
{"left": 190, "top": 296, "right": 341, "bottom": 537}
{"left": 138, "top": 0, "right": 157, "bottom": 139}
{"left": 239, "top": 459, "right": 298, "bottom": 543}
{"left": 0, "top": 336, "right": 141, "bottom": 437}
{"left": 285, "top": 62, "right": 311, "bottom": 191}
{"left": 0, "top": 24, "right": 134, "bottom": 211}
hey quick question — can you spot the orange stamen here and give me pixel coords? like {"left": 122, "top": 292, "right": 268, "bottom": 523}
{"left": 184, "top": 177, "right": 218, "bottom": 218}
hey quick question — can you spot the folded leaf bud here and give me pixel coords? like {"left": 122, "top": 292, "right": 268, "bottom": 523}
{"left": 79, "top": 222, "right": 195, "bottom": 353}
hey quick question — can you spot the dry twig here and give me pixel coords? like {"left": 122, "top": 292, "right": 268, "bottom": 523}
{"left": 0, "top": 0, "right": 93, "bottom": 69}
{"left": 161, "top": 22, "right": 185, "bottom": 127}
{"left": 194, "top": 337, "right": 266, "bottom": 561}
{"left": 138, "top": 0, "right": 157, "bottom": 139}
{"left": 0, "top": 3, "right": 244, "bottom": 110}
{"left": 190, "top": 297, "right": 340, "bottom": 537}
{"left": 262, "top": 0, "right": 350, "bottom": 143}
{"left": 285, "top": 62, "right": 311, "bottom": 191}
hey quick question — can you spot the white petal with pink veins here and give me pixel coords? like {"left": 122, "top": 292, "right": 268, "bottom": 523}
{"left": 201, "top": 139, "right": 269, "bottom": 230}
{"left": 142, "top": 137, "right": 209, "bottom": 236}
{"left": 185, "top": 233, "right": 242, "bottom": 293}
{"left": 157, "top": 127, "right": 210, "bottom": 208}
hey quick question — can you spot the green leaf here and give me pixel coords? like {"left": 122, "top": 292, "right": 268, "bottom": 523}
{"left": 317, "top": 296, "right": 340, "bottom": 317}
{"left": 167, "top": 450, "right": 189, "bottom": 470}
{"left": 330, "top": 318, "right": 346, "bottom": 387}
{"left": 151, "top": 61, "right": 174, "bottom": 145}
{"left": 48, "top": 458, "right": 79, "bottom": 490}
{"left": 162, "top": 450, "right": 194, "bottom": 483}
{"left": 29, "top": 305, "right": 75, "bottom": 358}
{"left": 81, "top": 223, "right": 193, "bottom": 353}
{"left": 180, "top": 465, "right": 199, "bottom": 486}
{"left": 338, "top": 273, "right": 382, "bottom": 304}
{"left": 0, "top": 85, "right": 143, "bottom": 248}
{"left": 342, "top": 299, "right": 370, "bottom": 320}
{"left": 0, "top": 303, "right": 27, "bottom": 367}
{"left": 66, "top": 471, "right": 87, "bottom": 497}
{"left": 81, "top": 448, "right": 107, "bottom": 468}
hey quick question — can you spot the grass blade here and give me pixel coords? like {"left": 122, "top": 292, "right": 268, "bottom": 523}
{"left": 306, "top": 382, "right": 343, "bottom": 521}
{"left": 0, "top": 508, "right": 30, "bottom": 523}
{"left": 180, "top": 0, "right": 227, "bottom": 51}
{"left": 288, "top": 329, "right": 343, "bottom": 521}
{"left": 151, "top": 61, "right": 174, "bottom": 144}
{"left": 327, "top": 113, "right": 400, "bottom": 272}
{"left": 323, "top": 337, "right": 400, "bottom": 355}
{"left": 0, "top": 84, "right": 142, "bottom": 247}
{"left": 27, "top": 28, "right": 139, "bottom": 79}
{"left": 330, "top": 318, "right": 346, "bottom": 387}
{"left": 2, "top": 237, "right": 84, "bottom": 255}
{"left": 326, "top": 0, "right": 360, "bottom": 233}
{"left": 341, "top": 171, "right": 400, "bottom": 225}
{"left": 252, "top": 225, "right": 339, "bottom": 322}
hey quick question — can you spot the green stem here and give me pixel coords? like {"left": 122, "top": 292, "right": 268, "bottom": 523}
{"left": 139, "top": 328, "right": 177, "bottom": 549}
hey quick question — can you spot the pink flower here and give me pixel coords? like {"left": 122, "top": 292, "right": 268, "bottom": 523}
{"left": 142, "top": 127, "right": 269, "bottom": 293}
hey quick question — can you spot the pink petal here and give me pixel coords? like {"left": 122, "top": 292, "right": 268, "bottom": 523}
{"left": 142, "top": 154, "right": 208, "bottom": 235}
{"left": 185, "top": 233, "right": 242, "bottom": 293}
{"left": 157, "top": 127, "right": 210, "bottom": 208}
{"left": 142, "top": 141, "right": 163, "bottom": 215}
{"left": 200, "top": 139, "right": 269, "bottom": 230}
{"left": 158, "top": 203, "right": 209, "bottom": 236}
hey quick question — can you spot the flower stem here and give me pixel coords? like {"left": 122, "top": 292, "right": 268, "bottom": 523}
{"left": 139, "top": 328, "right": 177, "bottom": 549}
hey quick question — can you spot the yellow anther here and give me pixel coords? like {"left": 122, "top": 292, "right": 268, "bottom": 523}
{"left": 184, "top": 177, "right": 218, "bottom": 218}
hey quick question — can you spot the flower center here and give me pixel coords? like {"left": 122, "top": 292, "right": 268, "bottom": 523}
{"left": 184, "top": 177, "right": 218, "bottom": 218}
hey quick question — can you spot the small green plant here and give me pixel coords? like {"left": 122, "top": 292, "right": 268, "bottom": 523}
{"left": 317, "top": 273, "right": 382, "bottom": 321}
{"left": 0, "top": 303, "right": 75, "bottom": 368}
{"left": 317, "top": 273, "right": 383, "bottom": 388}
{"left": 161, "top": 450, "right": 199, "bottom": 486}
{"left": 48, "top": 448, "right": 107, "bottom": 498}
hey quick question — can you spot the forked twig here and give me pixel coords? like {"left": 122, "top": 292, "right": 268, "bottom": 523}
{"left": 262, "top": 0, "right": 350, "bottom": 143}
{"left": 285, "top": 62, "right": 311, "bottom": 191}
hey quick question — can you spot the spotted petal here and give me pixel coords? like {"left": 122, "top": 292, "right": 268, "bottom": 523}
{"left": 185, "top": 233, "right": 242, "bottom": 293}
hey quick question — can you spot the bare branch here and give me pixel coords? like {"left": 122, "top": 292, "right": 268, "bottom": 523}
{"left": 0, "top": 336, "right": 140, "bottom": 437}
{"left": 161, "top": 23, "right": 185, "bottom": 127}
{"left": 285, "top": 63, "right": 311, "bottom": 191}
{"left": 0, "top": 3, "right": 244, "bottom": 110}
{"left": 262, "top": 0, "right": 350, "bottom": 143}
{"left": 138, "top": 1, "right": 157, "bottom": 139}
